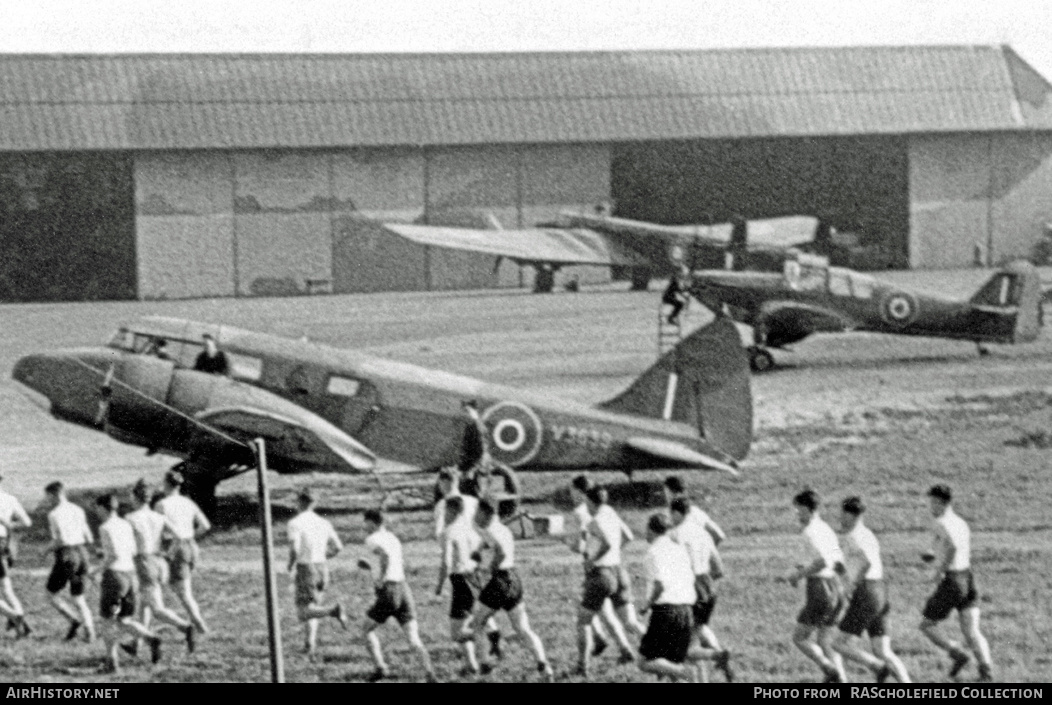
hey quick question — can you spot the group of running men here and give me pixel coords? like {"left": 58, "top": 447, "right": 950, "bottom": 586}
{"left": 0, "top": 469, "right": 210, "bottom": 674}
{"left": 0, "top": 459, "right": 996, "bottom": 682}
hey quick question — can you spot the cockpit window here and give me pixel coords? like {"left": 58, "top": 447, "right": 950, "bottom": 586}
{"left": 106, "top": 329, "right": 163, "bottom": 354}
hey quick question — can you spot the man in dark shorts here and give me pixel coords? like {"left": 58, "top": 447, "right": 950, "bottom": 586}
{"left": 469, "top": 501, "right": 554, "bottom": 681}
{"left": 669, "top": 498, "right": 734, "bottom": 682}
{"left": 436, "top": 496, "right": 492, "bottom": 676}
{"left": 638, "top": 513, "right": 709, "bottom": 682}
{"left": 286, "top": 489, "right": 348, "bottom": 659}
{"left": 44, "top": 481, "right": 96, "bottom": 643}
{"left": 575, "top": 486, "right": 641, "bottom": 677}
{"left": 832, "top": 496, "right": 911, "bottom": 683}
{"left": 919, "top": 485, "right": 993, "bottom": 682}
{"left": 781, "top": 489, "right": 847, "bottom": 683}
{"left": 95, "top": 493, "right": 162, "bottom": 673}
{"left": 360, "top": 509, "right": 435, "bottom": 682}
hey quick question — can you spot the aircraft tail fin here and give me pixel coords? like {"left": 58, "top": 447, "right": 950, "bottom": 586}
{"left": 969, "top": 260, "right": 1042, "bottom": 343}
{"left": 598, "top": 316, "right": 753, "bottom": 460}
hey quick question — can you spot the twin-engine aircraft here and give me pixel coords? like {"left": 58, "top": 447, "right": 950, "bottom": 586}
{"left": 688, "top": 253, "right": 1043, "bottom": 372}
{"left": 12, "top": 316, "right": 752, "bottom": 513}
{"left": 385, "top": 211, "right": 821, "bottom": 291}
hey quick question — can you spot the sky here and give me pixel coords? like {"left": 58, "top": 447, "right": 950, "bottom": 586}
{"left": 1, "top": 0, "right": 1051, "bottom": 79}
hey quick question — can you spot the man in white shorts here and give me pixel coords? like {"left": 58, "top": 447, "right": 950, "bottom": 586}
{"left": 286, "top": 488, "right": 348, "bottom": 658}
{"left": 360, "top": 509, "right": 436, "bottom": 682}
{"left": 123, "top": 479, "right": 195, "bottom": 656}
{"left": 155, "top": 470, "right": 211, "bottom": 634}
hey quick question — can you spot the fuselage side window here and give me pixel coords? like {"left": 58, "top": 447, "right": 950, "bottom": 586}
{"left": 228, "top": 353, "right": 263, "bottom": 381}
{"left": 106, "top": 329, "right": 135, "bottom": 351}
{"left": 327, "top": 376, "right": 361, "bottom": 397}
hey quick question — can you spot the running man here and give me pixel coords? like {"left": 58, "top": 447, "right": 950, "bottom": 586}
{"left": 155, "top": 470, "right": 210, "bottom": 634}
{"left": 568, "top": 475, "right": 618, "bottom": 658}
{"left": 44, "top": 481, "right": 95, "bottom": 642}
{"left": 919, "top": 484, "right": 993, "bottom": 682}
{"left": 575, "top": 486, "right": 644, "bottom": 678}
{"left": 782, "top": 489, "right": 847, "bottom": 683}
{"left": 668, "top": 497, "right": 734, "bottom": 681}
{"left": 124, "top": 479, "right": 195, "bottom": 654}
{"left": 833, "top": 496, "right": 910, "bottom": 683}
{"left": 286, "top": 488, "right": 348, "bottom": 658}
{"left": 637, "top": 513, "right": 710, "bottom": 682}
{"left": 470, "top": 501, "right": 555, "bottom": 681}
{"left": 360, "top": 509, "right": 436, "bottom": 682}
{"left": 94, "top": 493, "right": 162, "bottom": 673}
{"left": 435, "top": 495, "right": 491, "bottom": 675}
{"left": 0, "top": 470, "right": 32, "bottom": 638}
{"left": 663, "top": 476, "right": 726, "bottom": 547}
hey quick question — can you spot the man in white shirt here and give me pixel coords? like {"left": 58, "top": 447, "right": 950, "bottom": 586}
{"left": 575, "top": 486, "right": 643, "bottom": 678}
{"left": 286, "top": 488, "right": 348, "bottom": 659}
{"left": 94, "top": 493, "right": 162, "bottom": 674}
{"left": 919, "top": 484, "right": 993, "bottom": 682}
{"left": 123, "top": 479, "right": 195, "bottom": 657}
{"left": 435, "top": 495, "right": 489, "bottom": 676}
{"left": 567, "top": 475, "right": 617, "bottom": 658}
{"left": 44, "top": 481, "right": 95, "bottom": 643}
{"left": 782, "top": 489, "right": 847, "bottom": 683}
{"left": 833, "top": 496, "right": 911, "bottom": 683}
{"left": 433, "top": 467, "right": 501, "bottom": 659}
{"left": 156, "top": 470, "right": 210, "bottom": 634}
{"left": 433, "top": 467, "right": 480, "bottom": 540}
{"left": 0, "top": 471, "right": 32, "bottom": 638}
{"left": 470, "top": 500, "right": 554, "bottom": 682}
{"left": 360, "top": 509, "right": 436, "bottom": 682}
{"left": 669, "top": 497, "right": 734, "bottom": 682}
{"left": 637, "top": 513, "right": 710, "bottom": 682}
{"left": 663, "top": 476, "right": 726, "bottom": 547}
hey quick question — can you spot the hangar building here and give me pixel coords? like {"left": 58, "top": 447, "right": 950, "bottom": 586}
{"left": 1, "top": 46, "right": 1051, "bottom": 302}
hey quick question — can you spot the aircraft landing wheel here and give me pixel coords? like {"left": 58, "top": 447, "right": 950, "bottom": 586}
{"left": 748, "top": 346, "right": 775, "bottom": 373}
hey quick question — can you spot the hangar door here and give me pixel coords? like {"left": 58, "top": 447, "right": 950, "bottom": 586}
{"left": 612, "top": 136, "right": 909, "bottom": 269}
{"left": 0, "top": 153, "right": 135, "bottom": 302}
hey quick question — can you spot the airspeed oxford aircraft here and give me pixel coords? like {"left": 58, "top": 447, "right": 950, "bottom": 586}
{"left": 12, "top": 315, "right": 752, "bottom": 514}
{"left": 688, "top": 253, "right": 1043, "bottom": 372}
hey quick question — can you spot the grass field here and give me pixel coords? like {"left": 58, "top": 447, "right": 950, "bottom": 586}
{"left": 0, "top": 275, "right": 1050, "bottom": 682}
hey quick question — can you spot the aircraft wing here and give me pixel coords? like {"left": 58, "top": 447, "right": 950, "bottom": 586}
{"left": 624, "top": 437, "right": 739, "bottom": 476}
{"left": 760, "top": 301, "right": 857, "bottom": 333}
{"left": 563, "top": 213, "right": 819, "bottom": 251}
{"left": 196, "top": 406, "right": 377, "bottom": 472}
{"left": 383, "top": 223, "right": 649, "bottom": 267}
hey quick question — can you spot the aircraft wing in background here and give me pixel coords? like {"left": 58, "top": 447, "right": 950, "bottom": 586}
{"left": 383, "top": 223, "right": 650, "bottom": 267}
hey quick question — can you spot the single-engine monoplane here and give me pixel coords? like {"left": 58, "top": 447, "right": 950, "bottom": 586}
{"left": 688, "top": 253, "right": 1043, "bottom": 372}
{"left": 12, "top": 315, "right": 752, "bottom": 513}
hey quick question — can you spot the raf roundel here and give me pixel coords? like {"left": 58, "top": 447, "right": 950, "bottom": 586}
{"left": 881, "top": 291, "right": 918, "bottom": 326}
{"left": 480, "top": 401, "right": 544, "bottom": 467}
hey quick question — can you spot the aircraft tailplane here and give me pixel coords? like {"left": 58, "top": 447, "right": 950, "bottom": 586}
{"left": 598, "top": 316, "right": 753, "bottom": 460}
{"left": 969, "top": 260, "right": 1042, "bottom": 343}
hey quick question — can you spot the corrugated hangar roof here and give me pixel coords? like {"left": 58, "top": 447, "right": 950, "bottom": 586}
{"left": 0, "top": 45, "right": 1050, "bottom": 151}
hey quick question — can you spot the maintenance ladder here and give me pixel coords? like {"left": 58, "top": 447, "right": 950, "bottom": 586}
{"left": 658, "top": 306, "right": 683, "bottom": 356}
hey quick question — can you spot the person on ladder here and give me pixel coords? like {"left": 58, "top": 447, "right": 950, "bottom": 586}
{"left": 662, "top": 265, "right": 692, "bottom": 326}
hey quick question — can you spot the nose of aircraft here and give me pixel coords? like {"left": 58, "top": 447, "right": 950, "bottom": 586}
{"left": 12, "top": 349, "right": 116, "bottom": 426}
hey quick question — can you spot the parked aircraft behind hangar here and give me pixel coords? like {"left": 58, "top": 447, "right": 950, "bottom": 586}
{"left": 12, "top": 315, "right": 753, "bottom": 514}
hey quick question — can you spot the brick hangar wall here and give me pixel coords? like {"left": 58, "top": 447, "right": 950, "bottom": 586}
{"left": 134, "top": 144, "right": 611, "bottom": 300}
{"left": 908, "top": 132, "right": 1052, "bottom": 269}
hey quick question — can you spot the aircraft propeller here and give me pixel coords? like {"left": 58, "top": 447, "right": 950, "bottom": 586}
{"left": 94, "top": 364, "right": 115, "bottom": 426}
